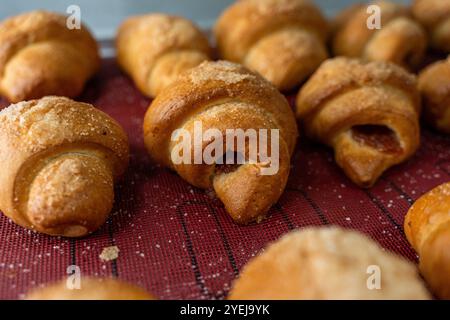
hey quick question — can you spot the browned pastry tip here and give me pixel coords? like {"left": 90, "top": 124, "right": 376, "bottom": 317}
{"left": 412, "top": 0, "right": 450, "bottom": 53}
{"left": 214, "top": 0, "right": 329, "bottom": 91}
{"left": 296, "top": 57, "right": 421, "bottom": 188}
{"left": 116, "top": 13, "right": 212, "bottom": 98}
{"left": 418, "top": 57, "right": 450, "bottom": 134}
{"left": 143, "top": 60, "right": 298, "bottom": 224}
{"left": 26, "top": 277, "right": 155, "bottom": 300}
{"left": 0, "top": 11, "right": 100, "bottom": 103}
{"left": 229, "top": 227, "right": 430, "bottom": 300}
{"left": 0, "top": 96, "right": 129, "bottom": 237}
{"left": 405, "top": 182, "right": 450, "bottom": 300}
{"left": 333, "top": 0, "right": 427, "bottom": 69}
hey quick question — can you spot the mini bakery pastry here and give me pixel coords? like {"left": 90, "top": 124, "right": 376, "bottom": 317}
{"left": 116, "top": 13, "right": 212, "bottom": 98}
{"left": 26, "top": 277, "right": 155, "bottom": 300}
{"left": 0, "top": 96, "right": 129, "bottom": 237}
{"left": 214, "top": 0, "right": 328, "bottom": 91}
{"left": 296, "top": 57, "right": 421, "bottom": 188}
{"left": 412, "top": 0, "right": 450, "bottom": 53}
{"left": 229, "top": 227, "right": 430, "bottom": 300}
{"left": 417, "top": 57, "right": 450, "bottom": 134}
{"left": 405, "top": 182, "right": 450, "bottom": 300}
{"left": 0, "top": 11, "right": 100, "bottom": 103}
{"left": 333, "top": 1, "right": 426, "bottom": 69}
{"left": 143, "top": 61, "right": 298, "bottom": 224}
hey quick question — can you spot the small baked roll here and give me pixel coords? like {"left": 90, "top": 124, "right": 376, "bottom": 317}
{"left": 229, "top": 227, "right": 430, "bottom": 300}
{"left": 214, "top": 0, "right": 328, "bottom": 91}
{"left": 0, "top": 11, "right": 100, "bottom": 103}
{"left": 116, "top": 14, "right": 212, "bottom": 98}
{"left": 333, "top": 1, "right": 427, "bottom": 69}
{"left": 0, "top": 97, "right": 129, "bottom": 237}
{"left": 417, "top": 57, "right": 450, "bottom": 134}
{"left": 405, "top": 182, "right": 450, "bottom": 300}
{"left": 296, "top": 57, "right": 421, "bottom": 188}
{"left": 26, "top": 277, "right": 155, "bottom": 300}
{"left": 412, "top": 0, "right": 450, "bottom": 53}
{"left": 143, "top": 61, "right": 298, "bottom": 224}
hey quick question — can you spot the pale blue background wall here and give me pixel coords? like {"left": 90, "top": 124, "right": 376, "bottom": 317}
{"left": 0, "top": 0, "right": 411, "bottom": 39}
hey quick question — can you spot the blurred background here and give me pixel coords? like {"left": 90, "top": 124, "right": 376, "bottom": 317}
{"left": 1, "top": 0, "right": 410, "bottom": 40}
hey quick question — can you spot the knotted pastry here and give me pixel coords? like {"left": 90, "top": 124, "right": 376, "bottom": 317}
{"left": 0, "top": 11, "right": 100, "bottom": 103}
{"left": 214, "top": 0, "right": 328, "bottom": 91}
{"left": 333, "top": 1, "right": 427, "bottom": 69}
{"left": 405, "top": 182, "right": 450, "bottom": 300}
{"left": 417, "top": 57, "right": 450, "bottom": 134}
{"left": 143, "top": 61, "right": 298, "bottom": 224}
{"left": 229, "top": 227, "right": 430, "bottom": 300}
{"left": 412, "top": 0, "right": 450, "bottom": 53}
{"left": 27, "top": 277, "right": 155, "bottom": 300}
{"left": 0, "top": 96, "right": 129, "bottom": 237}
{"left": 116, "top": 14, "right": 212, "bottom": 98}
{"left": 296, "top": 58, "right": 421, "bottom": 188}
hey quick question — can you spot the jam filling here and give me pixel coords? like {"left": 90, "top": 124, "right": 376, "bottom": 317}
{"left": 351, "top": 125, "right": 403, "bottom": 154}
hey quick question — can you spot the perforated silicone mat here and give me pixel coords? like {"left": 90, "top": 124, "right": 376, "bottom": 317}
{"left": 0, "top": 59, "right": 449, "bottom": 300}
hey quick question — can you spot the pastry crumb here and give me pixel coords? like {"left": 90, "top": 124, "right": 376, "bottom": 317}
{"left": 99, "top": 246, "right": 120, "bottom": 262}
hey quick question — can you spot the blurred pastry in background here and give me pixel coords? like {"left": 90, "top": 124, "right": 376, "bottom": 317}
{"left": 0, "top": 11, "right": 100, "bottom": 103}
{"left": 296, "top": 57, "right": 421, "bottom": 188}
{"left": 26, "top": 277, "right": 155, "bottom": 300}
{"left": 116, "top": 13, "right": 212, "bottom": 98}
{"left": 215, "top": 0, "right": 329, "bottom": 91}
{"left": 229, "top": 226, "right": 430, "bottom": 300}
{"left": 333, "top": 0, "right": 426, "bottom": 70}
{"left": 412, "top": 0, "right": 450, "bottom": 53}
{"left": 405, "top": 182, "right": 450, "bottom": 300}
{"left": 418, "top": 57, "right": 450, "bottom": 134}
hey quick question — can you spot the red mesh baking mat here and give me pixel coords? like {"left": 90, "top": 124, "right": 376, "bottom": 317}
{"left": 0, "top": 58, "right": 449, "bottom": 300}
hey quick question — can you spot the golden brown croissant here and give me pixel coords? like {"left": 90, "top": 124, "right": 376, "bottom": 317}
{"left": 116, "top": 13, "right": 212, "bottom": 98}
{"left": 0, "top": 11, "right": 100, "bottom": 103}
{"left": 405, "top": 182, "right": 450, "bottom": 300}
{"left": 0, "top": 96, "right": 129, "bottom": 237}
{"left": 296, "top": 57, "right": 421, "bottom": 188}
{"left": 417, "top": 57, "right": 450, "bottom": 134}
{"left": 214, "top": 0, "right": 329, "bottom": 91}
{"left": 333, "top": 1, "right": 427, "bottom": 69}
{"left": 26, "top": 277, "right": 155, "bottom": 300}
{"left": 229, "top": 227, "right": 430, "bottom": 300}
{"left": 412, "top": 0, "right": 450, "bottom": 53}
{"left": 143, "top": 61, "right": 298, "bottom": 224}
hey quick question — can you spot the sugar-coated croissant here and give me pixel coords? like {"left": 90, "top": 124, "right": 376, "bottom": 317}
{"left": 0, "top": 11, "right": 100, "bottom": 103}
{"left": 26, "top": 277, "right": 155, "bottom": 300}
{"left": 143, "top": 61, "right": 298, "bottom": 224}
{"left": 412, "top": 0, "right": 450, "bottom": 53}
{"left": 333, "top": 1, "right": 427, "bottom": 69}
{"left": 214, "top": 0, "right": 328, "bottom": 91}
{"left": 296, "top": 58, "right": 421, "bottom": 188}
{"left": 418, "top": 57, "right": 450, "bottom": 134}
{"left": 229, "top": 227, "right": 430, "bottom": 300}
{"left": 405, "top": 182, "right": 450, "bottom": 300}
{"left": 0, "top": 97, "right": 129, "bottom": 237}
{"left": 116, "top": 14, "right": 212, "bottom": 98}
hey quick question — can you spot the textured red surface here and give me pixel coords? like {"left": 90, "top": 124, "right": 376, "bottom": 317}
{"left": 0, "top": 59, "right": 449, "bottom": 300}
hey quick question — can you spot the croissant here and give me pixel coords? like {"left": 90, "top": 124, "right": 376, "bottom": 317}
{"left": 26, "top": 277, "right": 155, "bottom": 300}
{"left": 296, "top": 57, "right": 421, "bottom": 188}
{"left": 116, "top": 13, "right": 212, "bottom": 98}
{"left": 412, "top": 0, "right": 450, "bottom": 53}
{"left": 417, "top": 57, "right": 450, "bottom": 134}
{"left": 332, "top": 1, "right": 427, "bottom": 69}
{"left": 143, "top": 61, "right": 298, "bottom": 224}
{"left": 405, "top": 182, "right": 450, "bottom": 300}
{"left": 229, "top": 227, "right": 430, "bottom": 300}
{"left": 0, "top": 11, "right": 100, "bottom": 103}
{"left": 0, "top": 96, "right": 129, "bottom": 237}
{"left": 214, "top": 0, "right": 328, "bottom": 91}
